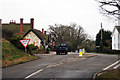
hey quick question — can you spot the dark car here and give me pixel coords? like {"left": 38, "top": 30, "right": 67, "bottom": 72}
{"left": 55, "top": 43, "right": 68, "bottom": 55}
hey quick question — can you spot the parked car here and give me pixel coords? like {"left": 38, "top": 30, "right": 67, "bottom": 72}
{"left": 55, "top": 43, "right": 68, "bottom": 55}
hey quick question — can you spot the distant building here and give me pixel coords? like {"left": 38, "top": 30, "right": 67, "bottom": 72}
{"left": 23, "top": 18, "right": 47, "bottom": 49}
{"left": 111, "top": 26, "right": 120, "bottom": 50}
{"left": 1, "top": 18, "right": 48, "bottom": 49}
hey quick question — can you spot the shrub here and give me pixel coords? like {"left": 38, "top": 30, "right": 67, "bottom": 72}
{"left": 37, "top": 49, "right": 46, "bottom": 54}
{"left": 2, "top": 29, "right": 14, "bottom": 40}
{"left": 28, "top": 44, "right": 37, "bottom": 51}
{"left": 9, "top": 35, "right": 24, "bottom": 50}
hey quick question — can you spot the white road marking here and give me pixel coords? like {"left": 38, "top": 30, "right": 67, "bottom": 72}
{"left": 25, "top": 69, "right": 43, "bottom": 79}
{"left": 103, "top": 59, "right": 120, "bottom": 70}
{"left": 113, "top": 63, "right": 120, "bottom": 69}
{"left": 47, "top": 62, "right": 63, "bottom": 68}
{"left": 81, "top": 58, "right": 86, "bottom": 60}
{"left": 25, "top": 57, "right": 77, "bottom": 79}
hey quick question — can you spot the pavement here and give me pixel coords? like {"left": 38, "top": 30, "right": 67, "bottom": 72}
{"left": 2, "top": 52, "right": 119, "bottom": 80}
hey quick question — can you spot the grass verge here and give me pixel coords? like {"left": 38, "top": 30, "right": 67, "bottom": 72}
{"left": 95, "top": 69, "right": 120, "bottom": 80}
{"left": 90, "top": 52, "right": 120, "bottom": 55}
{"left": 2, "top": 39, "right": 39, "bottom": 67}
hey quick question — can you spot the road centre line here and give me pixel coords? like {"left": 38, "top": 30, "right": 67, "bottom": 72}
{"left": 113, "top": 63, "right": 120, "bottom": 69}
{"left": 25, "top": 57, "right": 78, "bottom": 79}
{"left": 25, "top": 69, "right": 43, "bottom": 79}
{"left": 25, "top": 62, "right": 64, "bottom": 79}
{"left": 47, "top": 62, "right": 63, "bottom": 68}
{"left": 103, "top": 59, "right": 120, "bottom": 70}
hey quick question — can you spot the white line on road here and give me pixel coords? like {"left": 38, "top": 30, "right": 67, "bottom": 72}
{"left": 47, "top": 62, "right": 63, "bottom": 68}
{"left": 25, "top": 69, "right": 43, "bottom": 79}
{"left": 113, "top": 63, "right": 120, "bottom": 69}
{"left": 103, "top": 59, "right": 120, "bottom": 70}
{"left": 25, "top": 62, "right": 63, "bottom": 79}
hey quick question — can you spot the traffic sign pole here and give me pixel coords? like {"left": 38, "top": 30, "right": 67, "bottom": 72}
{"left": 25, "top": 48, "right": 27, "bottom": 53}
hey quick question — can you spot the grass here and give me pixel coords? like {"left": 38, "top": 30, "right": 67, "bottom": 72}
{"left": 97, "top": 52, "right": 120, "bottom": 55}
{"left": 90, "top": 52, "right": 120, "bottom": 55}
{"left": 2, "top": 39, "right": 39, "bottom": 67}
{"left": 2, "top": 24, "right": 30, "bottom": 34}
{"left": 95, "top": 69, "right": 120, "bottom": 80}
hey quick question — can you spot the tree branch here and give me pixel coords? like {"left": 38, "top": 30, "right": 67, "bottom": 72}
{"left": 96, "top": 0, "right": 120, "bottom": 19}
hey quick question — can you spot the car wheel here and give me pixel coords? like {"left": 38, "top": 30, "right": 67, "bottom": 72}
{"left": 65, "top": 52, "right": 67, "bottom": 55}
{"left": 56, "top": 52, "right": 59, "bottom": 55}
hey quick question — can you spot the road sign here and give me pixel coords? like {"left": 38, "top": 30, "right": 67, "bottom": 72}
{"left": 19, "top": 39, "right": 30, "bottom": 48}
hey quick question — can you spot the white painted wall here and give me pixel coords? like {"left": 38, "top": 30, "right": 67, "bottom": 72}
{"left": 118, "top": 11, "right": 120, "bottom": 26}
{"left": 118, "top": 19, "right": 120, "bottom": 26}
{"left": 118, "top": 32, "right": 120, "bottom": 50}
{"left": 118, "top": 17, "right": 120, "bottom": 26}
{"left": 112, "top": 27, "right": 120, "bottom": 50}
{"left": 24, "top": 31, "right": 42, "bottom": 48}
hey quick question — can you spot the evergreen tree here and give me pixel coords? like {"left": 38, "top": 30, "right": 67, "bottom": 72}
{"left": 96, "top": 29, "right": 112, "bottom": 48}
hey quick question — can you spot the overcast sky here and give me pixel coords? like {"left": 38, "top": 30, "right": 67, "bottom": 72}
{"left": 0, "top": 0, "right": 118, "bottom": 40}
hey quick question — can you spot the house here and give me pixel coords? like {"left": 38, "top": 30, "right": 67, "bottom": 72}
{"left": 1, "top": 18, "right": 48, "bottom": 49}
{"left": 111, "top": 26, "right": 120, "bottom": 50}
{"left": 23, "top": 18, "right": 47, "bottom": 49}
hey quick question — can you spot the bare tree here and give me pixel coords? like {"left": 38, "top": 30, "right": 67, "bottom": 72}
{"left": 49, "top": 23, "right": 87, "bottom": 51}
{"left": 96, "top": 0, "right": 120, "bottom": 19}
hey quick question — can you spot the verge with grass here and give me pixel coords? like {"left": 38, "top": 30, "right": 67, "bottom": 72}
{"left": 2, "top": 39, "right": 39, "bottom": 67}
{"left": 95, "top": 69, "right": 120, "bottom": 80}
{"left": 91, "top": 52, "right": 120, "bottom": 55}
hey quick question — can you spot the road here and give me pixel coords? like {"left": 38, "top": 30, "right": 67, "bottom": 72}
{"left": 2, "top": 52, "right": 119, "bottom": 80}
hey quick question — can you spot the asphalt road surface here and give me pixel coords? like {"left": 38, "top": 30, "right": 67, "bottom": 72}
{"left": 2, "top": 52, "right": 119, "bottom": 80}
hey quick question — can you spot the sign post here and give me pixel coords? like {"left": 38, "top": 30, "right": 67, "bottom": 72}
{"left": 25, "top": 48, "right": 27, "bottom": 53}
{"left": 19, "top": 39, "right": 30, "bottom": 53}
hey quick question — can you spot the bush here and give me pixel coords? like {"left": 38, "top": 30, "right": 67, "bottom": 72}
{"left": 2, "top": 29, "right": 14, "bottom": 40}
{"left": 9, "top": 35, "right": 24, "bottom": 50}
{"left": 38, "top": 49, "right": 46, "bottom": 54}
{"left": 28, "top": 44, "right": 38, "bottom": 51}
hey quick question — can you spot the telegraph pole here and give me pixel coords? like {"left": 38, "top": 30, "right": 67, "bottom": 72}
{"left": 100, "top": 23, "right": 103, "bottom": 52}
{"left": 101, "top": 23, "right": 103, "bottom": 40}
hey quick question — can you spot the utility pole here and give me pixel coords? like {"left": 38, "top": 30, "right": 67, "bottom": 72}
{"left": 100, "top": 23, "right": 103, "bottom": 52}
{"left": 101, "top": 23, "right": 103, "bottom": 40}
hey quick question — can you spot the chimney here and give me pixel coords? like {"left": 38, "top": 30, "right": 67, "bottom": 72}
{"left": 44, "top": 31, "right": 46, "bottom": 35}
{"left": 30, "top": 18, "right": 34, "bottom": 30}
{"left": 0, "top": 19, "right": 2, "bottom": 24}
{"left": 12, "top": 20, "right": 13, "bottom": 24}
{"left": 42, "top": 28, "right": 44, "bottom": 34}
{"left": 20, "top": 18, "right": 23, "bottom": 33}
